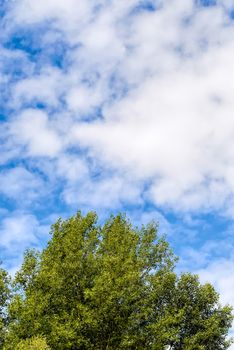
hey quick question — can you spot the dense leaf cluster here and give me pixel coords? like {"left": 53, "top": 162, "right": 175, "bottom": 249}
{"left": 0, "top": 212, "right": 233, "bottom": 349}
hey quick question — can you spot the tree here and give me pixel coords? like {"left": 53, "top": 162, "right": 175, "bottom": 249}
{"left": 0, "top": 267, "right": 10, "bottom": 349}
{"left": 16, "top": 336, "right": 50, "bottom": 350}
{"left": 4, "top": 212, "right": 233, "bottom": 349}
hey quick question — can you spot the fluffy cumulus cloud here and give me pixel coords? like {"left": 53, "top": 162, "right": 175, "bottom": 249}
{"left": 2, "top": 0, "right": 234, "bottom": 214}
{"left": 0, "top": 166, "right": 44, "bottom": 201}
{"left": 10, "top": 109, "right": 62, "bottom": 157}
{"left": 1, "top": 0, "right": 234, "bottom": 335}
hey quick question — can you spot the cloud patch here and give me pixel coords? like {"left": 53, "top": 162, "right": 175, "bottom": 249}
{"left": 10, "top": 109, "right": 62, "bottom": 157}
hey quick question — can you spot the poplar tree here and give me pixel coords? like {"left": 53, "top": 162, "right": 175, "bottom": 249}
{"left": 4, "top": 212, "right": 233, "bottom": 349}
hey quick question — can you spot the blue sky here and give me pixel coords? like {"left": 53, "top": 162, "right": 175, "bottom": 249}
{"left": 1, "top": 0, "right": 234, "bottom": 338}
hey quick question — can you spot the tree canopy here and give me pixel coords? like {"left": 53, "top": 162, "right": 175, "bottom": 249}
{"left": 0, "top": 268, "right": 10, "bottom": 349}
{"left": 16, "top": 336, "right": 50, "bottom": 350}
{"left": 0, "top": 212, "right": 233, "bottom": 349}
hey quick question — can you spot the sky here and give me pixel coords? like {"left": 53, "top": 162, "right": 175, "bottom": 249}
{"left": 1, "top": 0, "right": 234, "bottom": 340}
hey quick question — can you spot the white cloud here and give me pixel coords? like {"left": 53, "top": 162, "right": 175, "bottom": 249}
{"left": 70, "top": 39, "right": 234, "bottom": 212}
{"left": 0, "top": 167, "right": 43, "bottom": 201}
{"left": 0, "top": 212, "right": 50, "bottom": 275}
{"left": 0, "top": 214, "right": 40, "bottom": 248}
{"left": 198, "top": 257, "right": 234, "bottom": 306}
{"left": 10, "top": 109, "right": 62, "bottom": 157}
{"left": 13, "top": 67, "right": 63, "bottom": 108}
{"left": 56, "top": 154, "right": 88, "bottom": 182}
{"left": 0, "top": 213, "right": 49, "bottom": 265}
{"left": 63, "top": 175, "right": 143, "bottom": 210}
{"left": 10, "top": 0, "right": 91, "bottom": 26}
{"left": 66, "top": 85, "right": 103, "bottom": 116}
{"left": 3, "top": 0, "right": 234, "bottom": 215}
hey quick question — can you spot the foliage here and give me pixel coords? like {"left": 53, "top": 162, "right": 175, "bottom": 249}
{"left": 16, "top": 336, "right": 50, "bottom": 350}
{"left": 2, "top": 212, "right": 233, "bottom": 349}
{"left": 0, "top": 267, "right": 10, "bottom": 349}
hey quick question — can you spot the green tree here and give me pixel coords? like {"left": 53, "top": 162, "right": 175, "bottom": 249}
{"left": 0, "top": 267, "right": 10, "bottom": 349}
{"left": 5, "top": 212, "right": 233, "bottom": 349}
{"left": 16, "top": 336, "right": 50, "bottom": 350}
